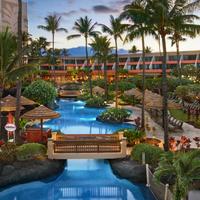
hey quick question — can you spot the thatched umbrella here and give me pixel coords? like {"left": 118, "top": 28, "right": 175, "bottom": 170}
{"left": 0, "top": 99, "right": 24, "bottom": 112}
{"left": 21, "top": 105, "right": 60, "bottom": 133}
{"left": 92, "top": 86, "right": 105, "bottom": 96}
{"left": 124, "top": 88, "right": 142, "bottom": 99}
{"left": 3, "top": 95, "right": 37, "bottom": 106}
{"left": 145, "top": 99, "right": 181, "bottom": 110}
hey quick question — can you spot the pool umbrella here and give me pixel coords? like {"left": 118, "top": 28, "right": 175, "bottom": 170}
{"left": 92, "top": 86, "right": 105, "bottom": 96}
{"left": 21, "top": 105, "right": 60, "bottom": 133}
{"left": 124, "top": 88, "right": 142, "bottom": 99}
{"left": 0, "top": 99, "right": 24, "bottom": 112}
{"left": 145, "top": 99, "right": 182, "bottom": 110}
{"left": 3, "top": 95, "right": 37, "bottom": 106}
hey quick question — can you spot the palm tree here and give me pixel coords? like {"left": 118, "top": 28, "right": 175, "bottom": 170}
{"left": 129, "top": 45, "right": 139, "bottom": 53}
{"left": 155, "top": 150, "right": 200, "bottom": 200}
{"left": 99, "top": 15, "right": 127, "bottom": 108}
{"left": 90, "top": 36, "right": 113, "bottom": 100}
{"left": 15, "top": 0, "right": 23, "bottom": 138}
{"left": 38, "top": 14, "right": 67, "bottom": 67}
{"left": 121, "top": 0, "right": 154, "bottom": 130}
{"left": 147, "top": 0, "right": 200, "bottom": 151}
{"left": 168, "top": 15, "right": 200, "bottom": 83}
{"left": 67, "top": 16, "right": 100, "bottom": 97}
{"left": 0, "top": 29, "right": 36, "bottom": 136}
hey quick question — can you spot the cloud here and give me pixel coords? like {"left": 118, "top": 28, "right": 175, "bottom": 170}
{"left": 53, "top": 10, "right": 77, "bottom": 17}
{"left": 80, "top": 8, "right": 88, "bottom": 13}
{"left": 66, "top": 0, "right": 75, "bottom": 4}
{"left": 93, "top": 5, "right": 118, "bottom": 13}
{"left": 109, "top": 0, "right": 131, "bottom": 9}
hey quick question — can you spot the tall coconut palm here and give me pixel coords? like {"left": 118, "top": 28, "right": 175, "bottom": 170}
{"left": 99, "top": 15, "right": 127, "bottom": 108}
{"left": 38, "top": 14, "right": 68, "bottom": 66}
{"left": 15, "top": 0, "right": 23, "bottom": 138}
{"left": 147, "top": 0, "right": 200, "bottom": 151}
{"left": 67, "top": 16, "right": 100, "bottom": 97}
{"left": 0, "top": 29, "right": 36, "bottom": 135}
{"left": 90, "top": 36, "right": 113, "bottom": 100}
{"left": 121, "top": 0, "right": 155, "bottom": 130}
{"left": 155, "top": 150, "right": 200, "bottom": 200}
{"left": 169, "top": 15, "right": 200, "bottom": 83}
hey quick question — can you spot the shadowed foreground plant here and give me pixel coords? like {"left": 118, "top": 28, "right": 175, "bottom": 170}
{"left": 154, "top": 150, "right": 200, "bottom": 200}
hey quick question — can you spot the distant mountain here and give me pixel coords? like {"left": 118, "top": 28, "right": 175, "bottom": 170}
{"left": 68, "top": 46, "right": 128, "bottom": 57}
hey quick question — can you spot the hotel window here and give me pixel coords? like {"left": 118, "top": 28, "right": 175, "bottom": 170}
{"left": 144, "top": 57, "right": 152, "bottom": 61}
{"left": 130, "top": 57, "right": 139, "bottom": 62}
{"left": 152, "top": 64, "right": 161, "bottom": 69}
{"left": 131, "top": 65, "right": 137, "bottom": 70}
{"left": 154, "top": 56, "right": 163, "bottom": 61}
{"left": 168, "top": 55, "right": 177, "bottom": 61}
{"left": 183, "top": 55, "right": 196, "bottom": 60}
{"left": 119, "top": 57, "right": 127, "bottom": 62}
{"left": 77, "top": 60, "right": 85, "bottom": 64}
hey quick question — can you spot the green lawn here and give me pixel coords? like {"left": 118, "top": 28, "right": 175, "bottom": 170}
{"left": 170, "top": 109, "right": 200, "bottom": 128}
{"left": 170, "top": 109, "right": 188, "bottom": 122}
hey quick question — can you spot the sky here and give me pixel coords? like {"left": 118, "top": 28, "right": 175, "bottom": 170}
{"left": 27, "top": 0, "right": 200, "bottom": 52}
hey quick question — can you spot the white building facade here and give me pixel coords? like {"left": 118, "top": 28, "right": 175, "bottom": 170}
{"left": 0, "top": 0, "right": 28, "bottom": 34}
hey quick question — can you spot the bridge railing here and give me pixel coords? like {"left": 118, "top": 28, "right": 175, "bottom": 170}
{"left": 48, "top": 133, "right": 127, "bottom": 159}
{"left": 54, "top": 140, "right": 121, "bottom": 153}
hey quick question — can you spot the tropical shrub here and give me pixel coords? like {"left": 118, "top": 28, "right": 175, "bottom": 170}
{"left": 120, "top": 95, "right": 140, "bottom": 105}
{"left": 23, "top": 80, "right": 57, "bottom": 105}
{"left": 16, "top": 143, "right": 47, "bottom": 161}
{"left": 97, "top": 108, "right": 131, "bottom": 123}
{"left": 78, "top": 93, "right": 91, "bottom": 101}
{"left": 131, "top": 143, "right": 164, "bottom": 167}
{"left": 60, "top": 82, "right": 81, "bottom": 90}
{"left": 85, "top": 97, "right": 106, "bottom": 108}
{"left": 132, "top": 76, "right": 193, "bottom": 93}
{"left": 114, "top": 128, "right": 145, "bottom": 144}
{"left": 109, "top": 79, "right": 135, "bottom": 92}
{"left": 155, "top": 150, "right": 200, "bottom": 200}
{"left": 175, "top": 84, "right": 200, "bottom": 102}
{"left": 173, "top": 64, "right": 200, "bottom": 83}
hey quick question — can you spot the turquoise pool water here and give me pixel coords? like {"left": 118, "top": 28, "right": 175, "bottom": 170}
{"left": 0, "top": 99, "right": 156, "bottom": 200}
{"left": 44, "top": 99, "right": 134, "bottom": 134}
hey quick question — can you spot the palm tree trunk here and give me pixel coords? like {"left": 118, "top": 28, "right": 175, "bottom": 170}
{"left": 15, "top": 0, "right": 22, "bottom": 142}
{"left": 85, "top": 36, "right": 92, "bottom": 97}
{"left": 161, "top": 34, "right": 169, "bottom": 151}
{"left": 141, "top": 34, "right": 146, "bottom": 130}
{"left": 176, "top": 40, "right": 181, "bottom": 84}
{"left": 52, "top": 31, "right": 56, "bottom": 82}
{"left": 104, "top": 61, "right": 108, "bottom": 100}
{"left": 114, "top": 37, "right": 119, "bottom": 108}
{"left": 0, "top": 86, "right": 3, "bottom": 135}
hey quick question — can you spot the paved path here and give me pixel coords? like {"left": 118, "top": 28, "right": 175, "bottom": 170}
{"left": 122, "top": 105, "right": 199, "bottom": 148}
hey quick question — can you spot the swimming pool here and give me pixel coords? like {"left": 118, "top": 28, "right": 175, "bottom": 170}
{"left": 0, "top": 99, "right": 156, "bottom": 200}
{"left": 44, "top": 99, "right": 134, "bottom": 134}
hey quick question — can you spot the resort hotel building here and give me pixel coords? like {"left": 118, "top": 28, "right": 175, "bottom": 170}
{"left": 0, "top": 0, "right": 28, "bottom": 34}
{"left": 40, "top": 50, "right": 200, "bottom": 84}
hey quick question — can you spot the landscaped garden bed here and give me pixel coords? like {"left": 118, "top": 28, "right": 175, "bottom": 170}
{"left": 97, "top": 108, "right": 131, "bottom": 123}
{"left": 113, "top": 128, "right": 145, "bottom": 146}
{"left": 85, "top": 96, "right": 106, "bottom": 108}
{"left": 0, "top": 143, "right": 65, "bottom": 188}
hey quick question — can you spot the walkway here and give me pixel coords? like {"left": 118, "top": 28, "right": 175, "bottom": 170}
{"left": 123, "top": 105, "right": 199, "bottom": 148}
{"left": 48, "top": 133, "right": 127, "bottom": 159}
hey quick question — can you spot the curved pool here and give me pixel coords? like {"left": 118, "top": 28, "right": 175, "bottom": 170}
{"left": 44, "top": 99, "right": 134, "bottom": 134}
{"left": 0, "top": 99, "right": 156, "bottom": 200}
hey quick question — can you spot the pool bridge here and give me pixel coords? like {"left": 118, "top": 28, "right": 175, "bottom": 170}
{"left": 47, "top": 133, "right": 127, "bottom": 159}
